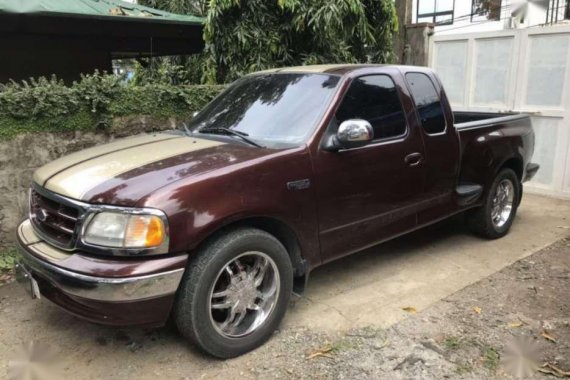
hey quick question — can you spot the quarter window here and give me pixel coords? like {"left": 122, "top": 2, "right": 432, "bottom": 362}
{"left": 405, "top": 73, "right": 446, "bottom": 135}
{"left": 336, "top": 75, "right": 407, "bottom": 141}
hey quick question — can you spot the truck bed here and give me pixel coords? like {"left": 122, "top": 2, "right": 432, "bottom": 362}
{"left": 453, "top": 110, "right": 535, "bottom": 191}
{"left": 454, "top": 111, "right": 528, "bottom": 130}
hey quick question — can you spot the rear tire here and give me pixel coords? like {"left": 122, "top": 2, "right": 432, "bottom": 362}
{"left": 174, "top": 227, "right": 293, "bottom": 358}
{"left": 467, "top": 168, "right": 520, "bottom": 239}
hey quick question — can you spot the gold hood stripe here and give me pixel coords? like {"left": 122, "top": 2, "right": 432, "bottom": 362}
{"left": 43, "top": 136, "right": 224, "bottom": 200}
{"left": 34, "top": 133, "right": 179, "bottom": 186}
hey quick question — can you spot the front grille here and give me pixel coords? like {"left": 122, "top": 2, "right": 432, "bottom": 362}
{"left": 29, "top": 188, "right": 82, "bottom": 249}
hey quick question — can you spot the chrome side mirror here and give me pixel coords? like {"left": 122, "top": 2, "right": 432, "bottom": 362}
{"left": 336, "top": 119, "right": 373, "bottom": 149}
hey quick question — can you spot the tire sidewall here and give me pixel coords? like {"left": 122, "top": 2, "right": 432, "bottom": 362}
{"left": 178, "top": 229, "right": 293, "bottom": 358}
{"left": 485, "top": 169, "right": 520, "bottom": 237}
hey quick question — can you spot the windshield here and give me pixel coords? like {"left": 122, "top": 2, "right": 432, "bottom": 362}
{"left": 188, "top": 73, "right": 341, "bottom": 148}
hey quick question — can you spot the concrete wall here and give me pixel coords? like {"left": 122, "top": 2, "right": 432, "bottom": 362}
{"left": 430, "top": 24, "right": 570, "bottom": 199}
{"left": 0, "top": 116, "right": 179, "bottom": 248}
{"left": 403, "top": 23, "right": 434, "bottom": 66}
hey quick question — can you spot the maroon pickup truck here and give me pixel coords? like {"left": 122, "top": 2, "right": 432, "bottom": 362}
{"left": 16, "top": 64, "right": 539, "bottom": 358}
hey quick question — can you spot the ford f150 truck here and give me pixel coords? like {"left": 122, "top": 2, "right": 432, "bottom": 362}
{"left": 16, "top": 64, "right": 539, "bottom": 358}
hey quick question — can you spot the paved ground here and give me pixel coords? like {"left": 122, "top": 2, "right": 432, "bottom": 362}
{"left": 289, "top": 194, "right": 570, "bottom": 331}
{"left": 0, "top": 194, "right": 569, "bottom": 379}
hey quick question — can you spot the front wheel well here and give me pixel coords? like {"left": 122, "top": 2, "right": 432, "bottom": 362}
{"left": 209, "top": 217, "right": 308, "bottom": 294}
{"left": 199, "top": 216, "right": 308, "bottom": 276}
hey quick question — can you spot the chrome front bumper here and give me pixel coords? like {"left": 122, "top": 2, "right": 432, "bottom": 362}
{"left": 16, "top": 220, "right": 184, "bottom": 302}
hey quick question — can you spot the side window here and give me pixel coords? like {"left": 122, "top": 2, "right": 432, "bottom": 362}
{"left": 405, "top": 73, "right": 446, "bottom": 134}
{"left": 336, "top": 75, "right": 407, "bottom": 141}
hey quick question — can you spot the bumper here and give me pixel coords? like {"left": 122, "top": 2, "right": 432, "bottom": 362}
{"left": 524, "top": 163, "right": 540, "bottom": 182}
{"left": 16, "top": 219, "right": 187, "bottom": 327}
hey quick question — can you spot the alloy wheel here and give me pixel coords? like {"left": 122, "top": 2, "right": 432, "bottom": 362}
{"left": 208, "top": 251, "right": 280, "bottom": 338}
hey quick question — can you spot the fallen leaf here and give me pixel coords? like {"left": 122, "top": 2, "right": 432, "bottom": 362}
{"left": 473, "top": 306, "right": 482, "bottom": 314}
{"left": 541, "top": 330, "right": 557, "bottom": 343}
{"left": 537, "top": 363, "right": 570, "bottom": 377}
{"left": 508, "top": 321, "right": 523, "bottom": 328}
{"left": 402, "top": 307, "right": 417, "bottom": 314}
{"left": 306, "top": 345, "right": 334, "bottom": 360}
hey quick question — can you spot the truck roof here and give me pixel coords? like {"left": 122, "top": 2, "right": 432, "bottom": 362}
{"left": 255, "top": 64, "right": 432, "bottom": 76}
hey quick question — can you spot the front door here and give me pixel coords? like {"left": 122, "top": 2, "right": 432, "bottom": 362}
{"left": 312, "top": 72, "right": 427, "bottom": 263}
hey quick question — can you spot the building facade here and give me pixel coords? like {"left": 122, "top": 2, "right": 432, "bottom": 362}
{"left": 412, "top": 0, "right": 569, "bottom": 35}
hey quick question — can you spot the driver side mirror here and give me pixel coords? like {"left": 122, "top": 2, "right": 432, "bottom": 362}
{"left": 335, "top": 119, "right": 374, "bottom": 150}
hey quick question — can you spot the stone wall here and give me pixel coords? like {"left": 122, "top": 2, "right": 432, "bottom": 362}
{"left": 0, "top": 116, "right": 179, "bottom": 248}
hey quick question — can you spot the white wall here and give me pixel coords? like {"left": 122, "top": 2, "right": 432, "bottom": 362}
{"left": 413, "top": 0, "right": 558, "bottom": 35}
{"left": 430, "top": 24, "right": 570, "bottom": 199}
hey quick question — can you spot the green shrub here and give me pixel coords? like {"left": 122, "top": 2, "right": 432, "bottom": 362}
{"left": 0, "top": 76, "right": 79, "bottom": 120}
{"left": 111, "top": 84, "right": 224, "bottom": 118}
{"left": 0, "top": 72, "right": 225, "bottom": 139}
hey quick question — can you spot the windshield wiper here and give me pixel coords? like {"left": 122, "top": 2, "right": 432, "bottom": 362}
{"left": 180, "top": 122, "right": 192, "bottom": 137}
{"left": 199, "top": 127, "right": 264, "bottom": 148}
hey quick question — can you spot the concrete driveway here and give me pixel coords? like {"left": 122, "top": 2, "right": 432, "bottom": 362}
{"left": 1, "top": 194, "right": 569, "bottom": 379}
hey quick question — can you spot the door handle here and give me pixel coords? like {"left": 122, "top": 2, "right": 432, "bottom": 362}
{"left": 405, "top": 152, "right": 423, "bottom": 166}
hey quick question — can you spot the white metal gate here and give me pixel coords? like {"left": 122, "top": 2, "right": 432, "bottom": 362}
{"left": 430, "top": 24, "right": 570, "bottom": 198}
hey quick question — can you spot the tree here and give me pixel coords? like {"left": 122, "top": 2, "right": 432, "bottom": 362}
{"left": 203, "top": 0, "right": 398, "bottom": 83}
{"left": 472, "top": 0, "right": 502, "bottom": 21}
{"left": 139, "top": 0, "right": 208, "bottom": 17}
{"left": 138, "top": 0, "right": 398, "bottom": 84}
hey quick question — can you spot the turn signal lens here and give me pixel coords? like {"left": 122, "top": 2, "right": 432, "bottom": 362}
{"left": 125, "top": 215, "right": 165, "bottom": 247}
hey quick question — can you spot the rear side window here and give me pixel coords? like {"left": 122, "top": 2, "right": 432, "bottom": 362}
{"left": 405, "top": 73, "right": 446, "bottom": 134}
{"left": 336, "top": 75, "right": 406, "bottom": 141}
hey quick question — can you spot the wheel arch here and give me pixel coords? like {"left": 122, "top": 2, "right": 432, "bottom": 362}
{"left": 192, "top": 216, "right": 310, "bottom": 293}
{"left": 498, "top": 156, "right": 524, "bottom": 182}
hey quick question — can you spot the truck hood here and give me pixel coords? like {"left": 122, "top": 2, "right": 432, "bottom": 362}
{"left": 33, "top": 132, "right": 271, "bottom": 206}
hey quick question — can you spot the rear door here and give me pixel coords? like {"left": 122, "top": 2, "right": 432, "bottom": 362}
{"left": 404, "top": 72, "right": 461, "bottom": 224}
{"left": 312, "top": 69, "right": 427, "bottom": 263}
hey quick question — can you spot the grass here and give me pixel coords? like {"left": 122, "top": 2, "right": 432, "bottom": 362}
{"left": 443, "top": 336, "right": 461, "bottom": 350}
{"left": 0, "top": 247, "right": 18, "bottom": 272}
{"left": 482, "top": 346, "right": 500, "bottom": 370}
{"left": 454, "top": 363, "right": 473, "bottom": 375}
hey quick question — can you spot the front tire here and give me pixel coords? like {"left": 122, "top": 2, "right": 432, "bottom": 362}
{"left": 467, "top": 168, "right": 520, "bottom": 239}
{"left": 174, "top": 227, "right": 293, "bottom": 358}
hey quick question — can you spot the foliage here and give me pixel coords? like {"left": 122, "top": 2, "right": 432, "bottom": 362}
{"left": 136, "top": 0, "right": 209, "bottom": 85}
{"left": 110, "top": 83, "right": 224, "bottom": 118}
{"left": 0, "top": 76, "right": 79, "bottom": 120}
{"left": 443, "top": 336, "right": 461, "bottom": 350}
{"left": 73, "top": 72, "right": 124, "bottom": 114}
{"left": 139, "top": 0, "right": 209, "bottom": 17}
{"left": 482, "top": 346, "right": 500, "bottom": 370}
{"left": 0, "top": 72, "right": 225, "bottom": 139}
{"left": 0, "top": 248, "right": 17, "bottom": 272}
{"left": 472, "top": 0, "right": 502, "bottom": 21}
{"left": 131, "top": 54, "right": 207, "bottom": 86}
{"left": 203, "top": 0, "right": 398, "bottom": 83}
{"left": 137, "top": 0, "right": 398, "bottom": 84}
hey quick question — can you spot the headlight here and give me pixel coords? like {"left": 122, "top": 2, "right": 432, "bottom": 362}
{"left": 83, "top": 211, "right": 166, "bottom": 249}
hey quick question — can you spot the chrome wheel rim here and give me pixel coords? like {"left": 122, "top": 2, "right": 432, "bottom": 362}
{"left": 208, "top": 252, "right": 280, "bottom": 338}
{"left": 491, "top": 179, "right": 515, "bottom": 228}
